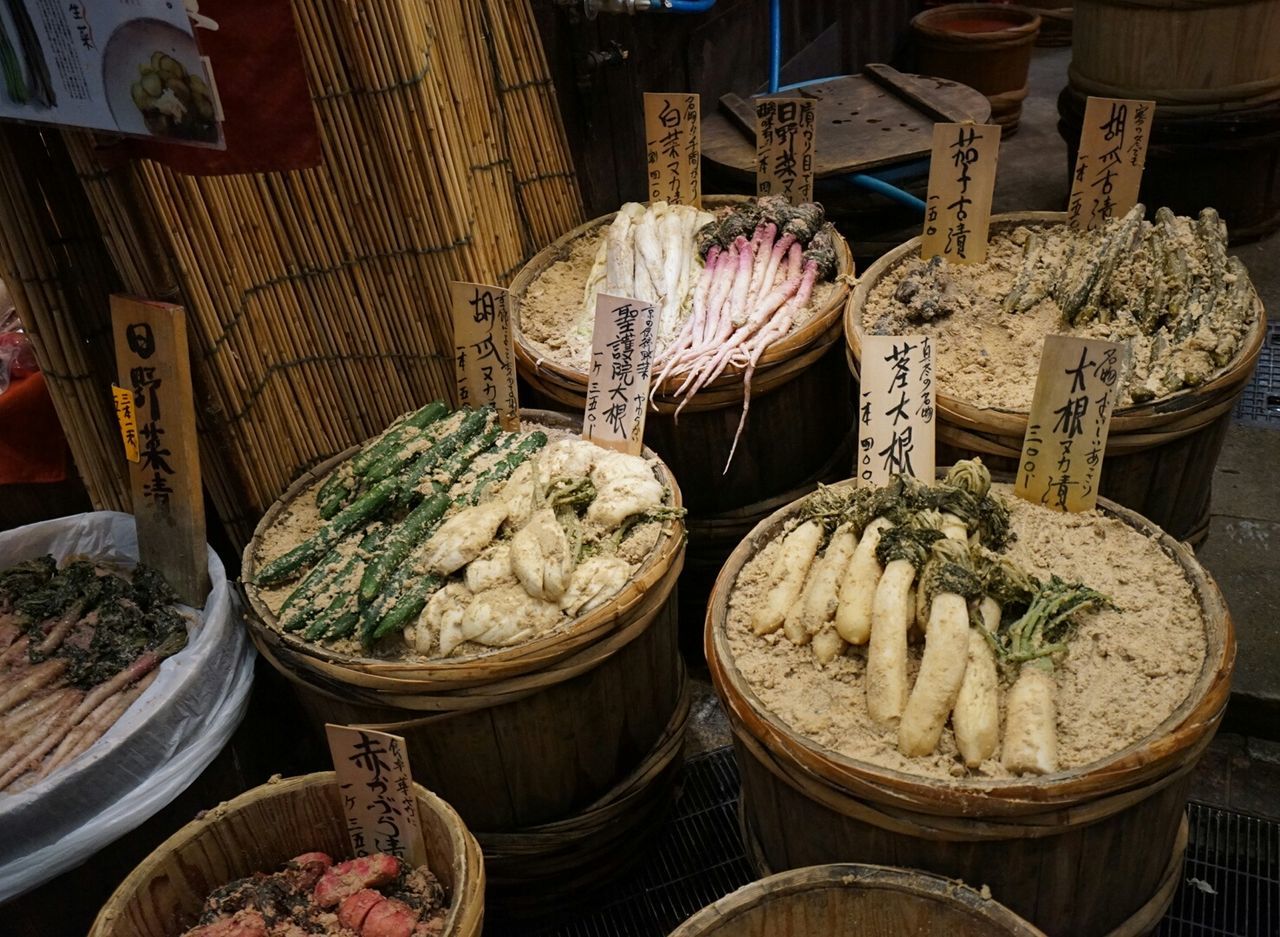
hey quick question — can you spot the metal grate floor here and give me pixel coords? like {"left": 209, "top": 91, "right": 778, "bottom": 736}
{"left": 510, "top": 747, "right": 1280, "bottom": 937}
{"left": 1234, "top": 321, "right": 1280, "bottom": 427}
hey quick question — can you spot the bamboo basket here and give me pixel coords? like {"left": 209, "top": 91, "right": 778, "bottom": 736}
{"left": 705, "top": 480, "right": 1234, "bottom": 937}
{"left": 509, "top": 196, "right": 856, "bottom": 519}
{"left": 241, "top": 411, "right": 688, "bottom": 906}
{"left": 669, "top": 864, "right": 1045, "bottom": 937}
{"left": 88, "top": 772, "right": 484, "bottom": 937}
{"left": 844, "top": 211, "right": 1267, "bottom": 544}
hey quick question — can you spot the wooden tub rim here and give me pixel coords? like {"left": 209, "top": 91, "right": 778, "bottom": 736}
{"left": 508, "top": 195, "right": 855, "bottom": 401}
{"left": 88, "top": 771, "right": 483, "bottom": 937}
{"left": 668, "top": 862, "right": 1047, "bottom": 937}
{"left": 241, "top": 409, "right": 684, "bottom": 679}
{"left": 704, "top": 476, "right": 1235, "bottom": 812}
{"left": 843, "top": 210, "right": 1268, "bottom": 434}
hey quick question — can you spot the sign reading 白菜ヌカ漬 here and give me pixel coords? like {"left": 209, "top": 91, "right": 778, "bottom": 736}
{"left": 1015, "top": 335, "right": 1126, "bottom": 512}
{"left": 450, "top": 280, "right": 518, "bottom": 430}
{"left": 644, "top": 92, "right": 700, "bottom": 208}
{"left": 325, "top": 724, "right": 428, "bottom": 868}
{"left": 922, "top": 122, "right": 1001, "bottom": 265}
{"left": 857, "top": 335, "right": 936, "bottom": 486}
{"left": 756, "top": 97, "right": 816, "bottom": 204}
{"left": 583, "top": 293, "right": 658, "bottom": 456}
{"left": 1067, "top": 97, "right": 1154, "bottom": 232}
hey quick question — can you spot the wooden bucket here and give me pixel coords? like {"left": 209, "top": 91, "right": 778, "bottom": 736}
{"left": 1071, "top": 0, "right": 1280, "bottom": 115}
{"left": 844, "top": 211, "right": 1267, "bottom": 544}
{"left": 669, "top": 864, "right": 1045, "bottom": 937}
{"left": 508, "top": 196, "right": 856, "bottom": 520}
{"left": 706, "top": 480, "right": 1234, "bottom": 937}
{"left": 241, "top": 411, "right": 688, "bottom": 907}
{"left": 88, "top": 772, "right": 484, "bottom": 937}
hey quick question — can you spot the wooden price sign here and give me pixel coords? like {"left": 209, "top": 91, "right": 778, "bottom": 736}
{"left": 110, "top": 384, "right": 141, "bottom": 464}
{"left": 644, "top": 92, "right": 701, "bottom": 208}
{"left": 111, "top": 296, "right": 209, "bottom": 607}
{"left": 857, "top": 335, "right": 936, "bottom": 486}
{"left": 450, "top": 281, "right": 519, "bottom": 429}
{"left": 1067, "top": 97, "right": 1155, "bottom": 232}
{"left": 922, "top": 122, "right": 1001, "bottom": 265}
{"left": 582, "top": 293, "right": 657, "bottom": 455}
{"left": 1015, "top": 335, "right": 1126, "bottom": 513}
{"left": 326, "top": 724, "right": 428, "bottom": 868}
{"left": 756, "top": 97, "right": 816, "bottom": 203}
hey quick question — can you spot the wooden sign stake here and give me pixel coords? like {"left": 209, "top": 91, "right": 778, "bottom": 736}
{"left": 922, "top": 122, "right": 1001, "bottom": 265}
{"left": 111, "top": 296, "right": 209, "bottom": 606}
{"left": 1067, "top": 96, "right": 1155, "bottom": 232}
{"left": 326, "top": 724, "right": 428, "bottom": 868}
{"left": 583, "top": 293, "right": 657, "bottom": 455}
{"left": 1014, "top": 335, "right": 1126, "bottom": 512}
{"left": 756, "top": 97, "right": 816, "bottom": 203}
{"left": 450, "top": 280, "right": 519, "bottom": 429}
{"left": 857, "top": 334, "right": 937, "bottom": 486}
{"left": 644, "top": 92, "right": 701, "bottom": 207}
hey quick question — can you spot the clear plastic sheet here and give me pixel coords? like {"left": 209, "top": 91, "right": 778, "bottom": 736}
{"left": 0, "top": 511, "right": 255, "bottom": 901}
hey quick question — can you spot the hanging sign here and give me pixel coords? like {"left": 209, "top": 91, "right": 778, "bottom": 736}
{"left": 857, "top": 335, "right": 936, "bottom": 486}
{"left": 921, "top": 122, "right": 1001, "bottom": 265}
{"left": 582, "top": 293, "right": 657, "bottom": 455}
{"left": 450, "top": 281, "right": 518, "bottom": 430}
{"left": 1067, "top": 96, "right": 1155, "bottom": 232}
{"left": 644, "top": 92, "right": 701, "bottom": 208}
{"left": 111, "top": 296, "right": 209, "bottom": 606}
{"left": 110, "top": 384, "right": 140, "bottom": 464}
{"left": 1015, "top": 335, "right": 1126, "bottom": 512}
{"left": 325, "top": 724, "right": 428, "bottom": 868}
{"left": 0, "top": 1, "right": 222, "bottom": 146}
{"left": 756, "top": 97, "right": 816, "bottom": 203}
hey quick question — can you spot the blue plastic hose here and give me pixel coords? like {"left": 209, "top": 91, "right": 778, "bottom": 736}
{"left": 769, "top": 0, "right": 782, "bottom": 93}
{"left": 658, "top": 0, "right": 718, "bottom": 12}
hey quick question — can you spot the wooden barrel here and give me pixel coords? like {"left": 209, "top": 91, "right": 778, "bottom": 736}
{"left": 910, "top": 4, "right": 1042, "bottom": 133}
{"left": 706, "top": 481, "right": 1234, "bottom": 937}
{"left": 241, "top": 411, "right": 688, "bottom": 909}
{"left": 1071, "top": 0, "right": 1280, "bottom": 115}
{"left": 844, "top": 212, "right": 1267, "bottom": 544}
{"left": 670, "top": 864, "right": 1045, "bottom": 937}
{"left": 89, "top": 772, "right": 484, "bottom": 937}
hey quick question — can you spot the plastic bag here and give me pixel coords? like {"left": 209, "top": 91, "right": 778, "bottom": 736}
{"left": 0, "top": 511, "right": 255, "bottom": 902}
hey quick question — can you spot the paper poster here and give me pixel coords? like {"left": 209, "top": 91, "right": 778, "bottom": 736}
{"left": 857, "top": 335, "right": 936, "bottom": 486}
{"left": 1015, "top": 335, "right": 1126, "bottom": 512}
{"left": 0, "top": 0, "right": 221, "bottom": 146}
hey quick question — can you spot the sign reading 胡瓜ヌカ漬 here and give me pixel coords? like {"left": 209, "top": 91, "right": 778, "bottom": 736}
{"left": 857, "top": 335, "right": 936, "bottom": 486}
{"left": 922, "top": 122, "right": 1001, "bottom": 265}
{"left": 583, "top": 293, "right": 657, "bottom": 456}
{"left": 756, "top": 97, "right": 816, "bottom": 204}
{"left": 644, "top": 92, "right": 700, "bottom": 208}
{"left": 325, "top": 724, "right": 428, "bottom": 868}
{"left": 450, "top": 280, "right": 518, "bottom": 430}
{"left": 1067, "top": 97, "right": 1154, "bottom": 233}
{"left": 111, "top": 296, "right": 209, "bottom": 606}
{"left": 1015, "top": 335, "right": 1126, "bottom": 512}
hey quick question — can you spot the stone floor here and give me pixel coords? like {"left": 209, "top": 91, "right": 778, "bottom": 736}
{"left": 685, "top": 45, "right": 1280, "bottom": 822}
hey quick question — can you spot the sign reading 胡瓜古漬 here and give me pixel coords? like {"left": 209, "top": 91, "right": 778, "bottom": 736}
{"left": 1015, "top": 334, "right": 1126, "bottom": 512}
{"left": 644, "top": 92, "right": 700, "bottom": 208}
{"left": 857, "top": 334, "right": 936, "bottom": 486}
{"left": 921, "top": 122, "right": 1001, "bottom": 265}
{"left": 325, "top": 724, "right": 428, "bottom": 868}
{"left": 756, "top": 97, "right": 816, "bottom": 204}
{"left": 583, "top": 293, "right": 657, "bottom": 456}
{"left": 1067, "top": 97, "right": 1154, "bottom": 233}
{"left": 450, "top": 280, "right": 519, "bottom": 430}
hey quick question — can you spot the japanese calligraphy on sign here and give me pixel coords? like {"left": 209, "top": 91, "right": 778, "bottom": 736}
{"left": 1015, "top": 335, "right": 1126, "bottom": 512}
{"left": 111, "top": 384, "right": 140, "bottom": 464}
{"left": 111, "top": 296, "right": 209, "bottom": 606}
{"left": 1067, "top": 97, "right": 1155, "bottom": 232}
{"left": 450, "top": 281, "right": 519, "bottom": 430}
{"left": 583, "top": 293, "right": 657, "bottom": 455}
{"left": 756, "top": 97, "right": 816, "bottom": 203}
{"left": 857, "top": 335, "right": 936, "bottom": 486}
{"left": 325, "top": 725, "right": 428, "bottom": 868}
{"left": 644, "top": 92, "right": 701, "bottom": 208}
{"left": 922, "top": 122, "right": 1001, "bottom": 265}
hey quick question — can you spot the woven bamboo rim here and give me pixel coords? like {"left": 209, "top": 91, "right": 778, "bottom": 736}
{"left": 670, "top": 862, "right": 1047, "bottom": 936}
{"left": 844, "top": 211, "right": 1268, "bottom": 450}
{"left": 508, "top": 196, "right": 855, "bottom": 411}
{"left": 242, "top": 409, "right": 685, "bottom": 694}
{"left": 88, "top": 772, "right": 485, "bottom": 937}
{"left": 733, "top": 812, "right": 1186, "bottom": 937}
{"left": 705, "top": 477, "right": 1234, "bottom": 819}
